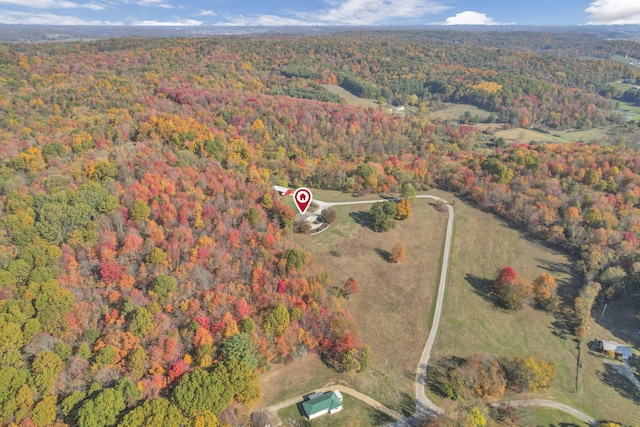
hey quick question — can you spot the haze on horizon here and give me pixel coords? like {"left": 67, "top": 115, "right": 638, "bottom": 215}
{"left": 0, "top": 0, "right": 639, "bottom": 28}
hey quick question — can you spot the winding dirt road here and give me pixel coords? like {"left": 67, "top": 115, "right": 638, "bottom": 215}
{"left": 267, "top": 385, "right": 404, "bottom": 422}
{"left": 264, "top": 195, "right": 598, "bottom": 426}
{"left": 495, "top": 399, "right": 596, "bottom": 425}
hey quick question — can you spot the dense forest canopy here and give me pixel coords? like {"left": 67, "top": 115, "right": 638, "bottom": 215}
{"left": 1, "top": 31, "right": 640, "bottom": 425}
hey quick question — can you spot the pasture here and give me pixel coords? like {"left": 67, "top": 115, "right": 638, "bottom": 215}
{"left": 427, "top": 103, "right": 492, "bottom": 121}
{"left": 321, "top": 84, "right": 380, "bottom": 108}
{"left": 260, "top": 195, "right": 448, "bottom": 415}
{"left": 261, "top": 189, "right": 640, "bottom": 425}
{"left": 494, "top": 128, "right": 569, "bottom": 143}
{"left": 426, "top": 189, "right": 640, "bottom": 426}
{"left": 532, "top": 407, "right": 589, "bottom": 426}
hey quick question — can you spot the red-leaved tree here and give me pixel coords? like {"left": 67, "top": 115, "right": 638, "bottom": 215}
{"left": 343, "top": 278, "right": 359, "bottom": 299}
{"left": 99, "top": 261, "right": 123, "bottom": 285}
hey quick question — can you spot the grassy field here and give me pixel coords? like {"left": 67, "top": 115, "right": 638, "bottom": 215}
{"left": 607, "top": 81, "right": 637, "bottom": 92}
{"left": 474, "top": 123, "right": 504, "bottom": 132}
{"left": 426, "top": 189, "right": 640, "bottom": 425}
{"left": 263, "top": 189, "right": 640, "bottom": 425}
{"left": 310, "top": 189, "right": 388, "bottom": 204}
{"left": 259, "top": 196, "right": 448, "bottom": 415}
{"left": 615, "top": 100, "right": 640, "bottom": 121}
{"left": 277, "top": 394, "right": 396, "bottom": 426}
{"left": 552, "top": 127, "right": 612, "bottom": 143}
{"left": 497, "top": 126, "right": 616, "bottom": 144}
{"left": 579, "top": 297, "right": 640, "bottom": 425}
{"left": 321, "top": 84, "right": 380, "bottom": 108}
{"left": 605, "top": 81, "right": 640, "bottom": 121}
{"left": 427, "top": 103, "right": 491, "bottom": 121}
{"left": 494, "top": 128, "right": 569, "bottom": 143}
{"left": 532, "top": 407, "right": 588, "bottom": 426}
{"left": 610, "top": 55, "right": 640, "bottom": 68}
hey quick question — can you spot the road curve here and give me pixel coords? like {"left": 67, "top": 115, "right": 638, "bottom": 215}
{"left": 497, "top": 399, "right": 597, "bottom": 425}
{"left": 262, "top": 194, "right": 598, "bottom": 426}
{"left": 320, "top": 195, "right": 451, "bottom": 416}
{"left": 265, "top": 385, "right": 404, "bottom": 422}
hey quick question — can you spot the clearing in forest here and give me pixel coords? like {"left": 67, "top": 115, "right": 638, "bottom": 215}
{"left": 494, "top": 127, "right": 569, "bottom": 143}
{"left": 552, "top": 127, "right": 612, "bottom": 143}
{"left": 320, "top": 84, "right": 380, "bottom": 108}
{"left": 259, "top": 194, "right": 448, "bottom": 415}
{"left": 427, "top": 190, "right": 640, "bottom": 426}
{"left": 427, "top": 103, "right": 492, "bottom": 121}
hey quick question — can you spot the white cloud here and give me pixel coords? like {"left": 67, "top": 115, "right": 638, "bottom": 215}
{"left": 132, "top": 0, "right": 173, "bottom": 9}
{"left": 0, "top": 9, "right": 121, "bottom": 24}
{"left": 196, "top": 9, "right": 215, "bottom": 16}
{"left": 306, "top": 0, "right": 450, "bottom": 25}
{"left": 83, "top": 3, "right": 103, "bottom": 10}
{"left": 0, "top": 0, "right": 103, "bottom": 8}
{"left": 217, "top": 0, "right": 450, "bottom": 26}
{"left": 586, "top": 0, "right": 640, "bottom": 24}
{"left": 444, "top": 11, "right": 507, "bottom": 25}
{"left": 217, "top": 14, "right": 304, "bottom": 26}
{"left": 131, "top": 18, "right": 202, "bottom": 26}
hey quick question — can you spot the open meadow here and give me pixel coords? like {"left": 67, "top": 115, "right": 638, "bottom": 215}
{"left": 260, "top": 189, "right": 640, "bottom": 425}
{"left": 552, "top": 127, "right": 613, "bottom": 143}
{"left": 321, "top": 84, "right": 381, "bottom": 108}
{"left": 426, "top": 190, "right": 640, "bottom": 425}
{"left": 259, "top": 194, "right": 448, "bottom": 415}
{"left": 615, "top": 101, "right": 640, "bottom": 121}
{"left": 610, "top": 55, "right": 640, "bottom": 68}
{"left": 427, "top": 103, "right": 492, "bottom": 122}
{"left": 494, "top": 128, "right": 569, "bottom": 143}
{"left": 532, "top": 407, "right": 589, "bottom": 426}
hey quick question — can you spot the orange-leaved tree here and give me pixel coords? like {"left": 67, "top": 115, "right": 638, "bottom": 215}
{"left": 390, "top": 241, "right": 406, "bottom": 263}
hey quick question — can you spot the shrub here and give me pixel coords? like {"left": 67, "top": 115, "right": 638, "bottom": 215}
{"left": 321, "top": 208, "right": 337, "bottom": 224}
{"left": 293, "top": 219, "right": 311, "bottom": 234}
{"left": 390, "top": 241, "right": 406, "bottom": 263}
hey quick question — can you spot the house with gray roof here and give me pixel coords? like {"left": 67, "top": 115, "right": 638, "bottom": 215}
{"left": 597, "top": 339, "right": 633, "bottom": 360}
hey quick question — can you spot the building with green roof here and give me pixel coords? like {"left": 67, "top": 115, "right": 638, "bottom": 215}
{"left": 301, "top": 390, "right": 343, "bottom": 420}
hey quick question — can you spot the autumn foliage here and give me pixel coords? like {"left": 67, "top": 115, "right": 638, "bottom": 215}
{"left": 390, "top": 241, "right": 407, "bottom": 263}
{"left": 0, "top": 31, "right": 638, "bottom": 425}
{"left": 493, "top": 267, "right": 528, "bottom": 309}
{"left": 396, "top": 199, "right": 412, "bottom": 220}
{"left": 343, "top": 277, "right": 360, "bottom": 298}
{"left": 532, "top": 273, "right": 558, "bottom": 310}
{"left": 434, "top": 354, "right": 556, "bottom": 400}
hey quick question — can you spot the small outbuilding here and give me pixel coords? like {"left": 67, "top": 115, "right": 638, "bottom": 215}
{"left": 301, "top": 390, "right": 343, "bottom": 420}
{"left": 597, "top": 339, "right": 633, "bottom": 360}
{"left": 273, "top": 185, "right": 293, "bottom": 196}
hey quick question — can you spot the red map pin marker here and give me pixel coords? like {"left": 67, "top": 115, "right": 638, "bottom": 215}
{"left": 293, "top": 187, "right": 313, "bottom": 215}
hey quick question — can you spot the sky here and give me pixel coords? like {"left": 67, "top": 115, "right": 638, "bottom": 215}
{"left": 0, "top": 0, "right": 639, "bottom": 27}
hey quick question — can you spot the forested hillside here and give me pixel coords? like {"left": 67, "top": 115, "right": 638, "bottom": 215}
{"left": 1, "top": 32, "right": 640, "bottom": 425}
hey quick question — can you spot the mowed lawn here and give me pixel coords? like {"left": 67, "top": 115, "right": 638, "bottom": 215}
{"left": 533, "top": 407, "right": 589, "bottom": 426}
{"left": 259, "top": 196, "right": 448, "bottom": 415}
{"left": 427, "top": 190, "right": 640, "bottom": 425}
